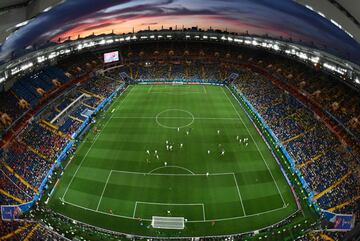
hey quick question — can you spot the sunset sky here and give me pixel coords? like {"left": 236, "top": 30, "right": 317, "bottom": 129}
{"left": 1, "top": 0, "right": 359, "bottom": 63}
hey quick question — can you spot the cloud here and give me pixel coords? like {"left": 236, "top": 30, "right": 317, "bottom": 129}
{"left": 0, "top": 0, "right": 359, "bottom": 63}
{"left": 141, "top": 22, "right": 158, "bottom": 26}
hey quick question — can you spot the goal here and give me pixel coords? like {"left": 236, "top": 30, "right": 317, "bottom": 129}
{"left": 151, "top": 216, "right": 185, "bottom": 229}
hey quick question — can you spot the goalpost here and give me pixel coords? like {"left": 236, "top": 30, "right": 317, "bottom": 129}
{"left": 151, "top": 216, "right": 185, "bottom": 230}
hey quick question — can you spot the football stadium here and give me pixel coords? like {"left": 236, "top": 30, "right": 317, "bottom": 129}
{"left": 0, "top": 1, "right": 359, "bottom": 241}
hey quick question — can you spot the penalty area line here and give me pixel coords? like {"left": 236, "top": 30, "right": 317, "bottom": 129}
{"left": 96, "top": 170, "right": 113, "bottom": 211}
{"left": 61, "top": 199, "right": 289, "bottom": 223}
{"left": 61, "top": 87, "right": 134, "bottom": 200}
{"left": 232, "top": 173, "right": 247, "bottom": 216}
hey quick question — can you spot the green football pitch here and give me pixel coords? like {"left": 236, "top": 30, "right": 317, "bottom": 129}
{"left": 48, "top": 84, "right": 298, "bottom": 238}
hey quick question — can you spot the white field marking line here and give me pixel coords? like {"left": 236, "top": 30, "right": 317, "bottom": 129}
{"left": 115, "top": 86, "right": 134, "bottom": 111}
{"left": 61, "top": 130, "right": 102, "bottom": 200}
{"left": 203, "top": 85, "right": 207, "bottom": 94}
{"left": 111, "top": 116, "right": 239, "bottom": 120}
{"left": 113, "top": 170, "right": 241, "bottom": 220}
{"left": 53, "top": 208, "right": 299, "bottom": 241}
{"left": 202, "top": 204, "right": 206, "bottom": 221}
{"left": 62, "top": 199, "right": 288, "bottom": 223}
{"left": 111, "top": 169, "right": 234, "bottom": 176}
{"left": 133, "top": 201, "right": 205, "bottom": 220}
{"left": 148, "top": 165, "right": 195, "bottom": 174}
{"left": 53, "top": 209, "right": 299, "bottom": 241}
{"left": 149, "top": 86, "right": 203, "bottom": 95}
{"left": 61, "top": 86, "right": 134, "bottom": 200}
{"left": 150, "top": 91, "right": 202, "bottom": 95}
{"left": 136, "top": 201, "right": 204, "bottom": 206}
{"left": 96, "top": 170, "right": 113, "bottom": 211}
{"left": 62, "top": 200, "right": 151, "bottom": 221}
{"left": 188, "top": 204, "right": 289, "bottom": 223}
{"left": 133, "top": 202, "right": 138, "bottom": 218}
{"left": 222, "top": 87, "right": 286, "bottom": 207}
{"left": 147, "top": 85, "right": 153, "bottom": 94}
{"left": 232, "top": 173, "right": 246, "bottom": 216}
{"left": 63, "top": 156, "right": 74, "bottom": 171}
{"left": 155, "top": 109, "right": 195, "bottom": 129}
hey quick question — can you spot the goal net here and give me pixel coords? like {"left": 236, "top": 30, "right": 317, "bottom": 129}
{"left": 151, "top": 216, "right": 185, "bottom": 229}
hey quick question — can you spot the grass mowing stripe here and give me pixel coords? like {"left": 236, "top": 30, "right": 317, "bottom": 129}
{"left": 111, "top": 116, "right": 240, "bottom": 120}
{"left": 48, "top": 84, "right": 300, "bottom": 237}
{"left": 61, "top": 198, "right": 289, "bottom": 223}
{"left": 62, "top": 86, "right": 134, "bottom": 201}
{"left": 232, "top": 173, "right": 246, "bottom": 216}
{"left": 222, "top": 86, "right": 286, "bottom": 207}
{"left": 96, "top": 170, "right": 112, "bottom": 211}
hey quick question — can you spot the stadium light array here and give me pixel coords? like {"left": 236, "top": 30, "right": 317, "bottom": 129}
{"left": 304, "top": 4, "right": 354, "bottom": 40}
{"left": 0, "top": 30, "right": 358, "bottom": 87}
{"left": 43, "top": 6, "right": 52, "bottom": 12}
{"left": 15, "top": 21, "right": 29, "bottom": 28}
{"left": 323, "top": 62, "right": 347, "bottom": 75}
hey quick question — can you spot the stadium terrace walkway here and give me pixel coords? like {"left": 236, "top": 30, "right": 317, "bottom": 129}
{"left": 0, "top": 223, "right": 31, "bottom": 240}
{"left": 314, "top": 171, "right": 352, "bottom": 200}
{"left": 0, "top": 188, "right": 25, "bottom": 203}
{"left": 328, "top": 195, "right": 360, "bottom": 212}
{"left": 1, "top": 161, "right": 38, "bottom": 193}
{"left": 23, "top": 223, "right": 40, "bottom": 241}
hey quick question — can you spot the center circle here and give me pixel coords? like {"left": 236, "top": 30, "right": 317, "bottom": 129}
{"left": 155, "top": 109, "right": 194, "bottom": 129}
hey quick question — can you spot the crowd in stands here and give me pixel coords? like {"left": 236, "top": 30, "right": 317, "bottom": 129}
{"left": 21, "top": 123, "right": 67, "bottom": 159}
{"left": 0, "top": 219, "right": 67, "bottom": 240}
{"left": 252, "top": 51, "right": 360, "bottom": 141}
{"left": 0, "top": 53, "right": 101, "bottom": 137}
{"left": 0, "top": 42, "right": 359, "bottom": 240}
{"left": 0, "top": 51, "right": 124, "bottom": 213}
{"left": 126, "top": 61, "right": 227, "bottom": 82}
{"left": 0, "top": 169, "right": 33, "bottom": 204}
{"left": 296, "top": 231, "right": 347, "bottom": 241}
{"left": 234, "top": 70, "right": 359, "bottom": 220}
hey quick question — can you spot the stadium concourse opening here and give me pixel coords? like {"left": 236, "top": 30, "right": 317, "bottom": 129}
{"left": 48, "top": 84, "right": 298, "bottom": 237}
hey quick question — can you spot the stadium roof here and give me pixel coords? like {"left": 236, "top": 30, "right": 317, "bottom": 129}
{"left": 0, "top": 0, "right": 64, "bottom": 44}
{"left": 0, "top": 0, "right": 359, "bottom": 65}
{"left": 295, "top": 0, "right": 360, "bottom": 43}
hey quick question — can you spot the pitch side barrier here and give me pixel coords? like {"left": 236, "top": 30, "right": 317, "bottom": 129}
{"left": 229, "top": 84, "right": 321, "bottom": 214}
{"left": 1, "top": 82, "right": 126, "bottom": 220}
